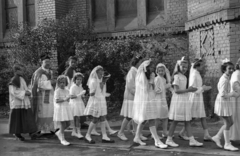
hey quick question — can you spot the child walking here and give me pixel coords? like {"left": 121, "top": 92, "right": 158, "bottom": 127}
{"left": 132, "top": 59, "right": 168, "bottom": 148}
{"left": 165, "top": 57, "right": 203, "bottom": 147}
{"left": 54, "top": 75, "right": 73, "bottom": 146}
{"left": 118, "top": 56, "right": 143, "bottom": 141}
{"left": 84, "top": 66, "right": 114, "bottom": 144}
{"left": 154, "top": 63, "right": 172, "bottom": 138}
{"left": 9, "top": 64, "right": 37, "bottom": 141}
{"left": 69, "top": 73, "right": 86, "bottom": 139}
{"left": 178, "top": 58, "right": 212, "bottom": 141}
{"left": 212, "top": 59, "right": 239, "bottom": 151}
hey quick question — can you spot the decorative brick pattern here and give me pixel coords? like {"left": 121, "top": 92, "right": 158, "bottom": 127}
{"left": 37, "top": 0, "right": 56, "bottom": 20}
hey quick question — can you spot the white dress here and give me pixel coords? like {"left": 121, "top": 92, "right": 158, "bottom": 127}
{"left": 132, "top": 60, "right": 159, "bottom": 124}
{"left": 53, "top": 88, "right": 73, "bottom": 121}
{"left": 154, "top": 76, "right": 168, "bottom": 119}
{"left": 169, "top": 73, "right": 192, "bottom": 121}
{"left": 120, "top": 67, "right": 137, "bottom": 118}
{"left": 230, "top": 70, "right": 240, "bottom": 140}
{"left": 214, "top": 74, "right": 233, "bottom": 116}
{"left": 84, "top": 78, "right": 107, "bottom": 118}
{"left": 69, "top": 84, "right": 86, "bottom": 117}
{"left": 189, "top": 69, "right": 206, "bottom": 118}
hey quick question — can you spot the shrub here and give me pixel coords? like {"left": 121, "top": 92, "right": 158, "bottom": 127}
{"left": 76, "top": 35, "right": 188, "bottom": 114}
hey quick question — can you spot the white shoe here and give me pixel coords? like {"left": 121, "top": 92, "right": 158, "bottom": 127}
{"left": 55, "top": 131, "right": 62, "bottom": 141}
{"left": 117, "top": 133, "right": 128, "bottom": 141}
{"left": 77, "top": 133, "right": 84, "bottom": 139}
{"left": 155, "top": 142, "right": 168, "bottom": 149}
{"left": 71, "top": 131, "right": 79, "bottom": 138}
{"left": 109, "top": 130, "right": 118, "bottom": 135}
{"left": 60, "top": 140, "right": 70, "bottom": 146}
{"left": 91, "top": 130, "right": 101, "bottom": 136}
{"left": 224, "top": 143, "right": 239, "bottom": 151}
{"left": 179, "top": 134, "right": 189, "bottom": 141}
{"left": 140, "top": 135, "right": 148, "bottom": 141}
{"left": 212, "top": 136, "right": 222, "bottom": 148}
{"left": 133, "top": 138, "right": 146, "bottom": 146}
{"left": 189, "top": 138, "right": 203, "bottom": 147}
{"left": 166, "top": 139, "right": 179, "bottom": 147}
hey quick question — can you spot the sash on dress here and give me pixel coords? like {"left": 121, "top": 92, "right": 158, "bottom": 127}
{"left": 44, "top": 90, "right": 50, "bottom": 104}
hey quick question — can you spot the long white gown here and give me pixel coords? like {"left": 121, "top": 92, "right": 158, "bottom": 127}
{"left": 230, "top": 70, "right": 240, "bottom": 141}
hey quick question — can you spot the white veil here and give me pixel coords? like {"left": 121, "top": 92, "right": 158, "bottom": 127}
{"left": 132, "top": 59, "right": 151, "bottom": 124}
{"left": 156, "top": 63, "right": 171, "bottom": 84}
{"left": 87, "top": 65, "right": 103, "bottom": 88}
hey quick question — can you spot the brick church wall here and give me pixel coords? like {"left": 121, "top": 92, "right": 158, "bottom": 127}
{"left": 186, "top": 0, "right": 240, "bottom": 116}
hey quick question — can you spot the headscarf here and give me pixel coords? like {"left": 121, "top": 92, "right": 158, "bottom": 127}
{"left": 156, "top": 63, "right": 171, "bottom": 84}
{"left": 87, "top": 66, "right": 103, "bottom": 87}
{"left": 132, "top": 59, "right": 151, "bottom": 124}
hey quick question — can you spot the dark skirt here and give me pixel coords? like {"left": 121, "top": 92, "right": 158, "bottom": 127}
{"left": 9, "top": 108, "right": 37, "bottom": 134}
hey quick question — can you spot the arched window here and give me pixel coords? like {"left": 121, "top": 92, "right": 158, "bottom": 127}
{"left": 5, "top": 0, "right": 18, "bottom": 29}
{"left": 26, "top": 0, "right": 36, "bottom": 26}
{"left": 116, "top": 0, "right": 137, "bottom": 17}
{"left": 92, "top": 0, "right": 107, "bottom": 21}
{"left": 147, "top": 0, "right": 164, "bottom": 14}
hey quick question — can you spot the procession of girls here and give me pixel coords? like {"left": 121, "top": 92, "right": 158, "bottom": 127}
{"left": 8, "top": 55, "right": 240, "bottom": 151}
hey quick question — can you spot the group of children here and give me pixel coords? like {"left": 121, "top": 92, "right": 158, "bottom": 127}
{"left": 8, "top": 55, "right": 240, "bottom": 151}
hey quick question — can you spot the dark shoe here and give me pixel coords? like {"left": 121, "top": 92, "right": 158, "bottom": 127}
{"left": 102, "top": 139, "right": 115, "bottom": 143}
{"left": 15, "top": 134, "right": 25, "bottom": 141}
{"left": 29, "top": 133, "right": 38, "bottom": 140}
{"left": 84, "top": 137, "right": 95, "bottom": 144}
{"left": 81, "top": 123, "right": 89, "bottom": 129}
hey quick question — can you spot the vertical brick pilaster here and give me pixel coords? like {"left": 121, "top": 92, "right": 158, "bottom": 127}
{"left": 0, "top": 0, "right": 5, "bottom": 41}
{"left": 138, "top": 0, "right": 147, "bottom": 29}
{"left": 18, "top": 0, "right": 26, "bottom": 25}
{"left": 107, "top": 0, "right": 115, "bottom": 31}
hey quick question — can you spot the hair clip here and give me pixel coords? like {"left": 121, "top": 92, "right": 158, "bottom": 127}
{"left": 221, "top": 58, "right": 230, "bottom": 64}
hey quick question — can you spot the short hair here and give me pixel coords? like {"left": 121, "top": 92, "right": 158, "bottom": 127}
{"left": 56, "top": 75, "right": 68, "bottom": 87}
{"left": 13, "top": 63, "right": 24, "bottom": 72}
{"left": 73, "top": 73, "right": 84, "bottom": 84}
{"left": 69, "top": 56, "right": 78, "bottom": 62}
{"left": 221, "top": 62, "right": 234, "bottom": 73}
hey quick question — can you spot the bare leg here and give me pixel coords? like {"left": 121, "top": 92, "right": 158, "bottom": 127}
{"left": 201, "top": 118, "right": 211, "bottom": 139}
{"left": 165, "top": 121, "right": 179, "bottom": 147}
{"left": 133, "top": 123, "right": 146, "bottom": 146}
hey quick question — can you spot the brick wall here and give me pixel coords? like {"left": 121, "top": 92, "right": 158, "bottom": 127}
{"left": 37, "top": 0, "right": 56, "bottom": 21}
{"left": 55, "top": 0, "right": 68, "bottom": 19}
{"left": 166, "top": 0, "right": 187, "bottom": 26}
{"left": 68, "top": 0, "right": 88, "bottom": 25}
{"left": 37, "top": 0, "right": 58, "bottom": 73}
{"left": 188, "top": 0, "right": 229, "bottom": 21}
{"left": 230, "top": 21, "right": 240, "bottom": 63}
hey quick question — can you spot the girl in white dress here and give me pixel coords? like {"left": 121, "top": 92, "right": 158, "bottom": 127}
{"left": 212, "top": 59, "right": 239, "bottom": 151}
{"left": 178, "top": 59, "right": 212, "bottom": 141}
{"left": 154, "top": 63, "right": 172, "bottom": 138}
{"left": 117, "top": 56, "right": 143, "bottom": 141}
{"left": 69, "top": 73, "right": 86, "bottom": 139}
{"left": 165, "top": 57, "right": 203, "bottom": 147}
{"left": 84, "top": 66, "right": 114, "bottom": 144}
{"left": 54, "top": 75, "right": 73, "bottom": 146}
{"left": 132, "top": 59, "right": 168, "bottom": 149}
{"left": 230, "top": 58, "right": 240, "bottom": 141}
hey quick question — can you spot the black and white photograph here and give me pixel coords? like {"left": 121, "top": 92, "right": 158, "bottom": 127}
{"left": 0, "top": 0, "right": 240, "bottom": 156}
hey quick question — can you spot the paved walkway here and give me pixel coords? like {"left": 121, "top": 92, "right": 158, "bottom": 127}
{"left": 0, "top": 118, "right": 240, "bottom": 156}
